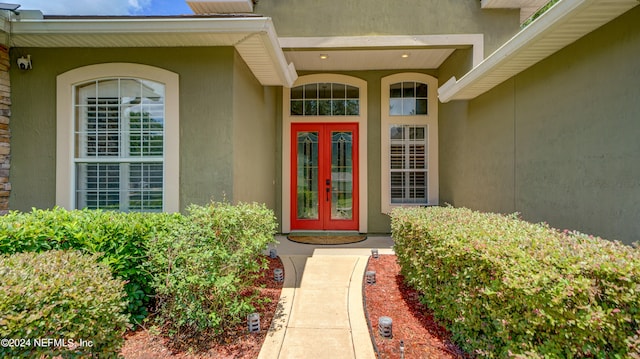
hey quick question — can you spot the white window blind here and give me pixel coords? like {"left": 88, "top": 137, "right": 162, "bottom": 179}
{"left": 390, "top": 125, "right": 428, "bottom": 204}
{"left": 74, "top": 78, "right": 165, "bottom": 212}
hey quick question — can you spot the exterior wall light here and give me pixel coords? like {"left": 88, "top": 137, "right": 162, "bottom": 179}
{"left": 17, "top": 55, "right": 32, "bottom": 70}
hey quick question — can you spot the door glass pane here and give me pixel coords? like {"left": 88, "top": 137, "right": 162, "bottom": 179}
{"left": 331, "top": 131, "right": 353, "bottom": 220}
{"left": 346, "top": 100, "right": 359, "bottom": 115}
{"left": 318, "top": 83, "right": 332, "bottom": 99}
{"left": 332, "top": 100, "right": 346, "bottom": 115}
{"left": 297, "top": 132, "right": 319, "bottom": 220}
{"left": 304, "top": 100, "right": 317, "bottom": 116}
{"left": 291, "top": 85, "right": 304, "bottom": 99}
{"left": 318, "top": 100, "right": 331, "bottom": 115}
{"left": 333, "top": 84, "right": 346, "bottom": 98}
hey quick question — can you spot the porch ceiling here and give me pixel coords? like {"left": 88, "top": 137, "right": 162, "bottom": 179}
{"left": 279, "top": 34, "right": 484, "bottom": 72}
{"left": 283, "top": 48, "right": 455, "bottom": 72}
{"left": 439, "top": 0, "right": 640, "bottom": 103}
{"left": 7, "top": 16, "right": 297, "bottom": 87}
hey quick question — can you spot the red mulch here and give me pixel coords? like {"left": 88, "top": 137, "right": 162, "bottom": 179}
{"left": 364, "top": 254, "right": 470, "bottom": 359}
{"left": 119, "top": 256, "right": 284, "bottom": 359}
{"left": 120, "top": 254, "right": 468, "bottom": 358}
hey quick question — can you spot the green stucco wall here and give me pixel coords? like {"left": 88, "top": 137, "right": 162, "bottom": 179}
{"left": 439, "top": 6, "right": 640, "bottom": 244}
{"left": 9, "top": 47, "right": 239, "bottom": 212}
{"left": 232, "top": 52, "right": 278, "bottom": 209}
{"left": 256, "top": 0, "right": 520, "bottom": 55}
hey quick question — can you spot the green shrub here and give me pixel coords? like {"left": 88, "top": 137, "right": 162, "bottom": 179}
{"left": 392, "top": 206, "right": 640, "bottom": 358}
{"left": 0, "top": 250, "right": 129, "bottom": 358}
{"left": 149, "top": 202, "right": 277, "bottom": 342}
{"left": 0, "top": 207, "right": 180, "bottom": 323}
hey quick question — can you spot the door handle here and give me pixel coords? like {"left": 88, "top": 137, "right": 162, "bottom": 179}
{"left": 325, "top": 179, "right": 331, "bottom": 201}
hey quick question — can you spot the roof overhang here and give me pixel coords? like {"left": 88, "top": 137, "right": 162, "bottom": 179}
{"left": 6, "top": 15, "right": 297, "bottom": 86}
{"left": 439, "top": 0, "right": 640, "bottom": 103}
{"left": 279, "top": 34, "right": 484, "bottom": 72}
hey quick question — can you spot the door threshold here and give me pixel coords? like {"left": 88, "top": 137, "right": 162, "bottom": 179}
{"left": 286, "top": 230, "right": 364, "bottom": 236}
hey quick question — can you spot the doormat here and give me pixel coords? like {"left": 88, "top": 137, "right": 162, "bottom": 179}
{"left": 287, "top": 235, "right": 367, "bottom": 245}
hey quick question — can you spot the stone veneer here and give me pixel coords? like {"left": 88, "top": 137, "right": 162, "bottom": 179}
{"left": 0, "top": 45, "right": 10, "bottom": 213}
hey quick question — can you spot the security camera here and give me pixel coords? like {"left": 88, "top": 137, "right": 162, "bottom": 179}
{"left": 17, "top": 55, "right": 32, "bottom": 70}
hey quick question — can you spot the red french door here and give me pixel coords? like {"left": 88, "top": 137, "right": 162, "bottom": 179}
{"left": 291, "top": 123, "right": 359, "bottom": 230}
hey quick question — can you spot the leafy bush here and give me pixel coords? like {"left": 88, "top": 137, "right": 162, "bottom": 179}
{"left": 0, "top": 207, "right": 179, "bottom": 323}
{"left": 149, "top": 202, "right": 277, "bottom": 343}
{"left": 392, "top": 206, "right": 640, "bottom": 358}
{"left": 0, "top": 250, "right": 129, "bottom": 357}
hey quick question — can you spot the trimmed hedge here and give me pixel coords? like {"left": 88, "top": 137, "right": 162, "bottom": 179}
{"left": 0, "top": 250, "right": 129, "bottom": 357}
{"left": 0, "top": 207, "right": 180, "bottom": 323}
{"left": 149, "top": 202, "right": 278, "bottom": 342}
{"left": 392, "top": 206, "right": 640, "bottom": 358}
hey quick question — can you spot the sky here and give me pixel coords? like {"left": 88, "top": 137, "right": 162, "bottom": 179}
{"left": 14, "top": 0, "right": 194, "bottom": 15}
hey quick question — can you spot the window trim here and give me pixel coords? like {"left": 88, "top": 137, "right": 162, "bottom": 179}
{"left": 282, "top": 74, "right": 368, "bottom": 233}
{"left": 56, "top": 63, "right": 180, "bottom": 212}
{"left": 381, "top": 73, "right": 439, "bottom": 214}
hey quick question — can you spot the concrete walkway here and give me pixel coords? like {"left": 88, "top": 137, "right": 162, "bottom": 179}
{"left": 259, "top": 236, "right": 394, "bottom": 359}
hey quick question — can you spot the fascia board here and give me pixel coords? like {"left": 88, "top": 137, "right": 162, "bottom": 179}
{"left": 10, "top": 17, "right": 273, "bottom": 36}
{"left": 235, "top": 18, "right": 298, "bottom": 86}
{"left": 438, "top": 0, "right": 639, "bottom": 103}
{"left": 11, "top": 16, "right": 297, "bottom": 86}
{"left": 259, "top": 19, "right": 298, "bottom": 87}
{"left": 439, "top": 0, "right": 584, "bottom": 103}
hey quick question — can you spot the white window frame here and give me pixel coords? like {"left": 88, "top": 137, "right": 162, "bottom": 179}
{"left": 56, "top": 63, "right": 180, "bottom": 212}
{"left": 381, "top": 73, "right": 439, "bottom": 214}
{"left": 282, "top": 74, "right": 368, "bottom": 233}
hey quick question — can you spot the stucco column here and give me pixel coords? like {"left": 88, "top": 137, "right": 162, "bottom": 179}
{"left": 0, "top": 45, "right": 10, "bottom": 213}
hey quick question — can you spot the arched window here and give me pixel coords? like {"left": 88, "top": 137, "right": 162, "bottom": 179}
{"left": 381, "top": 73, "right": 438, "bottom": 213}
{"left": 290, "top": 82, "right": 359, "bottom": 116}
{"left": 74, "top": 78, "right": 165, "bottom": 211}
{"left": 57, "top": 63, "right": 179, "bottom": 212}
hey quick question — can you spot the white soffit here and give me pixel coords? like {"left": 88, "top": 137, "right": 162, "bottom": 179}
{"left": 280, "top": 34, "right": 484, "bottom": 72}
{"left": 439, "top": 0, "right": 640, "bottom": 103}
{"left": 187, "top": 0, "right": 253, "bottom": 14}
{"left": 481, "top": 0, "right": 549, "bottom": 23}
{"left": 284, "top": 49, "right": 455, "bottom": 71}
{"left": 9, "top": 17, "right": 296, "bottom": 87}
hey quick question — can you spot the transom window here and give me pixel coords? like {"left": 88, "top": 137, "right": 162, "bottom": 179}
{"left": 390, "top": 125, "right": 428, "bottom": 204}
{"left": 74, "top": 78, "right": 165, "bottom": 212}
{"left": 290, "top": 82, "right": 359, "bottom": 116}
{"left": 389, "top": 82, "right": 428, "bottom": 116}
